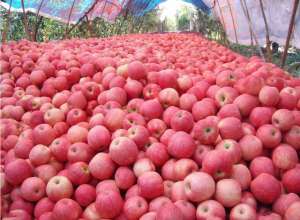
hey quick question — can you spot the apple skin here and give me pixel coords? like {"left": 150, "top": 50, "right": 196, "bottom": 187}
{"left": 272, "top": 144, "right": 298, "bottom": 170}
{"left": 109, "top": 137, "right": 138, "bottom": 166}
{"left": 87, "top": 125, "right": 111, "bottom": 151}
{"left": 20, "top": 177, "right": 46, "bottom": 202}
{"left": 158, "top": 88, "right": 180, "bottom": 108}
{"left": 259, "top": 86, "right": 280, "bottom": 107}
{"left": 192, "top": 118, "right": 219, "bottom": 145}
{"left": 168, "top": 131, "right": 196, "bottom": 159}
{"left": 249, "top": 107, "right": 273, "bottom": 128}
{"left": 284, "top": 125, "right": 300, "bottom": 150}
{"left": 67, "top": 161, "right": 91, "bottom": 185}
{"left": 95, "top": 190, "right": 124, "bottom": 219}
{"left": 96, "top": 179, "right": 120, "bottom": 195}
{"left": 171, "top": 181, "right": 188, "bottom": 201}
{"left": 229, "top": 203, "right": 256, "bottom": 220}
{"left": 217, "top": 103, "right": 241, "bottom": 119}
{"left": 216, "top": 139, "right": 242, "bottom": 164}
{"left": 174, "top": 159, "right": 198, "bottom": 180}
{"left": 192, "top": 99, "right": 216, "bottom": 121}
{"left": 149, "top": 196, "right": 172, "bottom": 212}
{"left": 146, "top": 142, "right": 169, "bottom": 167}
{"left": 133, "top": 158, "right": 155, "bottom": 177}
{"left": 284, "top": 201, "right": 300, "bottom": 220}
{"left": 239, "top": 134, "right": 263, "bottom": 161}
{"left": 52, "top": 198, "right": 82, "bottom": 220}
{"left": 256, "top": 124, "right": 282, "bottom": 149}
{"left": 82, "top": 203, "right": 102, "bottom": 220}
{"left": 156, "top": 202, "right": 184, "bottom": 220}
{"left": 34, "top": 197, "right": 55, "bottom": 219}
{"left": 234, "top": 94, "right": 259, "bottom": 117}
{"left": 4, "top": 159, "right": 33, "bottom": 186}
{"left": 183, "top": 171, "right": 215, "bottom": 202}
{"left": 88, "top": 153, "right": 115, "bottom": 181}
{"left": 128, "top": 61, "right": 147, "bottom": 80}
{"left": 170, "top": 110, "right": 194, "bottom": 132}
{"left": 272, "top": 109, "right": 295, "bottom": 131}
{"left": 241, "top": 192, "right": 257, "bottom": 210}
{"left": 272, "top": 193, "right": 300, "bottom": 216}
{"left": 140, "top": 99, "right": 163, "bottom": 121}
{"left": 74, "top": 184, "right": 96, "bottom": 207}
{"left": 67, "top": 142, "right": 93, "bottom": 163}
{"left": 138, "top": 171, "right": 164, "bottom": 199}
{"left": 174, "top": 200, "right": 196, "bottom": 220}
{"left": 249, "top": 156, "right": 275, "bottom": 178}
{"left": 140, "top": 212, "right": 157, "bottom": 220}
{"left": 218, "top": 117, "right": 243, "bottom": 140}
{"left": 104, "top": 108, "right": 126, "bottom": 131}
{"left": 202, "top": 150, "right": 234, "bottom": 180}
{"left": 196, "top": 200, "right": 226, "bottom": 220}
{"left": 161, "top": 159, "right": 176, "bottom": 181}
{"left": 46, "top": 176, "right": 73, "bottom": 202}
{"left": 114, "top": 166, "right": 136, "bottom": 190}
{"left": 127, "top": 125, "right": 150, "bottom": 149}
{"left": 250, "top": 173, "right": 281, "bottom": 204}
{"left": 32, "top": 123, "right": 56, "bottom": 146}
{"left": 123, "top": 196, "right": 148, "bottom": 220}
{"left": 231, "top": 164, "right": 251, "bottom": 190}
{"left": 282, "top": 167, "right": 300, "bottom": 194}
{"left": 215, "top": 179, "right": 242, "bottom": 208}
{"left": 179, "top": 93, "right": 197, "bottom": 111}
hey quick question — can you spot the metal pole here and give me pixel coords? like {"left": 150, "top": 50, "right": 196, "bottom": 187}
{"left": 259, "top": 0, "right": 272, "bottom": 61}
{"left": 21, "top": 0, "right": 31, "bottom": 40}
{"left": 33, "top": 0, "right": 45, "bottom": 41}
{"left": 66, "top": 0, "right": 99, "bottom": 36}
{"left": 1, "top": 0, "right": 12, "bottom": 43}
{"left": 281, "top": 0, "right": 299, "bottom": 68}
{"left": 240, "top": 0, "right": 265, "bottom": 60}
{"left": 225, "top": 0, "right": 238, "bottom": 43}
{"left": 242, "top": 0, "right": 253, "bottom": 46}
{"left": 65, "top": 0, "right": 77, "bottom": 38}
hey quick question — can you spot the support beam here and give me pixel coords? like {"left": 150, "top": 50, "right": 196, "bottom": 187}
{"left": 240, "top": 0, "right": 265, "bottom": 60}
{"left": 33, "top": 0, "right": 45, "bottom": 41}
{"left": 65, "top": 0, "right": 77, "bottom": 38}
{"left": 66, "top": 0, "right": 99, "bottom": 36}
{"left": 1, "top": 0, "right": 12, "bottom": 43}
{"left": 281, "top": 0, "right": 299, "bottom": 68}
{"left": 226, "top": 0, "right": 238, "bottom": 43}
{"left": 259, "top": 0, "right": 272, "bottom": 62}
{"left": 21, "top": 0, "right": 31, "bottom": 40}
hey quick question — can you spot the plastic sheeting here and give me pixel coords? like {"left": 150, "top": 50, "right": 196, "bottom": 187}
{"left": 0, "top": 0, "right": 125, "bottom": 23}
{"left": 204, "top": 0, "right": 300, "bottom": 48}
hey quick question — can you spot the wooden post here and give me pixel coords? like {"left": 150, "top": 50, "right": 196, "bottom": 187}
{"left": 65, "top": 0, "right": 77, "bottom": 38}
{"left": 281, "top": 0, "right": 299, "bottom": 68}
{"left": 21, "top": 0, "right": 31, "bottom": 40}
{"left": 2, "top": 0, "right": 12, "bottom": 43}
{"left": 259, "top": 0, "right": 272, "bottom": 62}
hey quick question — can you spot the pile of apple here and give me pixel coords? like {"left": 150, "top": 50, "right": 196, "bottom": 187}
{"left": 1, "top": 33, "right": 300, "bottom": 220}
